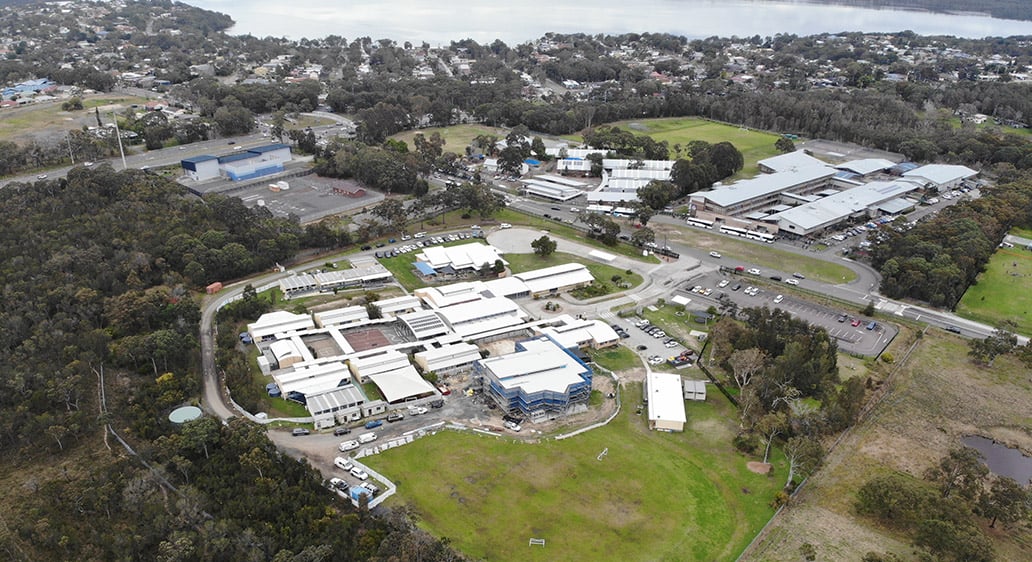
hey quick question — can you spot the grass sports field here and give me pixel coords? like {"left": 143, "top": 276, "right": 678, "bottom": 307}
{"left": 391, "top": 124, "right": 512, "bottom": 152}
{"left": 955, "top": 244, "right": 1032, "bottom": 335}
{"left": 504, "top": 252, "right": 643, "bottom": 288}
{"left": 568, "top": 117, "right": 782, "bottom": 178}
{"left": 363, "top": 383, "right": 781, "bottom": 561}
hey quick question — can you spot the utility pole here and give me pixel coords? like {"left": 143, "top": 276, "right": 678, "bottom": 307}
{"left": 66, "top": 136, "right": 74, "bottom": 164}
{"left": 110, "top": 112, "right": 127, "bottom": 170}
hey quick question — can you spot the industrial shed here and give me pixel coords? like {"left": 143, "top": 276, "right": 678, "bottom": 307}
{"left": 398, "top": 309, "right": 451, "bottom": 339}
{"left": 646, "top": 371, "right": 686, "bottom": 432}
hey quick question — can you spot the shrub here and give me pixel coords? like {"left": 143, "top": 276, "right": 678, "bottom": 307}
{"left": 733, "top": 432, "right": 760, "bottom": 454}
{"left": 880, "top": 352, "right": 894, "bottom": 363}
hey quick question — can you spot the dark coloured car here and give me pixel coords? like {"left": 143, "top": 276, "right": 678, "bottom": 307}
{"left": 430, "top": 399, "right": 445, "bottom": 408}
{"left": 361, "top": 245, "right": 372, "bottom": 251}
{"left": 333, "top": 427, "right": 352, "bottom": 436}
{"left": 837, "top": 314, "right": 848, "bottom": 323}
{"left": 945, "top": 325, "right": 962, "bottom": 334}
{"left": 769, "top": 275, "right": 782, "bottom": 281}
{"left": 543, "top": 214, "right": 551, "bottom": 219}
{"left": 291, "top": 428, "right": 310, "bottom": 436}
{"left": 731, "top": 283, "right": 742, "bottom": 291}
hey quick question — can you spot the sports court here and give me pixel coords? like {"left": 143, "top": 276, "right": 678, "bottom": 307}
{"left": 344, "top": 328, "right": 392, "bottom": 352}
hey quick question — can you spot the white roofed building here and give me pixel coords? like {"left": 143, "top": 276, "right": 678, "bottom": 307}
{"left": 367, "top": 365, "right": 437, "bottom": 404}
{"left": 269, "top": 339, "right": 304, "bottom": 369}
{"left": 314, "top": 306, "right": 368, "bottom": 328}
{"left": 248, "top": 310, "right": 315, "bottom": 342}
{"left": 535, "top": 314, "right": 619, "bottom": 349}
{"left": 647, "top": 371, "right": 686, "bottom": 432}
{"left": 690, "top": 166, "right": 836, "bottom": 217}
{"left": 513, "top": 263, "right": 594, "bottom": 296}
{"left": 414, "top": 342, "right": 482, "bottom": 374}
{"left": 475, "top": 336, "right": 593, "bottom": 416}
{"left": 835, "top": 158, "right": 896, "bottom": 177}
{"left": 417, "top": 242, "right": 506, "bottom": 273}
{"left": 348, "top": 350, "right": 412, "bottom": 383}
{"left": 757, "top": 151, "right": 829, "bottom": 173}
{"left": 771, "top": 180, "right": 922, "bottom": 236}
{"left": 275, "top": 361, "right": 353, "bottom": 397}
{"left": 435, "top": 297, "right": 529, "bottom": 339}
{"left": 902, "top": 164, "right": 977, "bottom": 190}
{"left": 398, "top": 309, "right": 451, "bottom": 339}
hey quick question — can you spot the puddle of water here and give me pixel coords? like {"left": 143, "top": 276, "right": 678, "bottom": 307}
{"left": 962, "top": 435, "right": 1032, "bottom": 485}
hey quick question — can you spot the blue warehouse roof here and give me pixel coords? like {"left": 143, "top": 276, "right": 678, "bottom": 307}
{"left": 180, "top": 155, "right": 219, "bottom": 164}
{"left": 218, "top": 152, "right": 258, "bottom": 164}
{"left": 247, "top": 143, "right": 291, "bottom": 153}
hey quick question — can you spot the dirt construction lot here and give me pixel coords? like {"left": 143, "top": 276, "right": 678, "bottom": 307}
{"left": 742, "top": 328, "right": 1032, "bottom": 561}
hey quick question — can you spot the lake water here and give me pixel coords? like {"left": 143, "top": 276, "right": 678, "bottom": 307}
{"left": 188, "top": 0, "right": 1032, "bottom": 44}
{"left": 963, "top": 435, "right": 1032, "bottom": 485}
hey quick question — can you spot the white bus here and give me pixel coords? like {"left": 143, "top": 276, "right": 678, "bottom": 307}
{"left": 687, "top": 218, "right": 715, "bottom": 229}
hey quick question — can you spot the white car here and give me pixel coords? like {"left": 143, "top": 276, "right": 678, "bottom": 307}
{"left": 709, "top": 251, "right": 722, "bottom": 258}
{"left": 401, "top": 235, "right": 411, "bottom": 241}
{"left": 349, "top": 467, "right": 369, "bottom": 480}
{"left": 334, "top": 457, "right": 354, "bottom": 471}
{"left": 747, "top": 268, "right": 761, "bottom": 275}
{"left": 717, "top": 279, "right": 730, "bottom": 288}
{"left": 407, "top": 406, "right": 428, "bottom": 416}
{"left": 569, "top": 207, "right": 579, "bottom": 213}
{"left": 773, "top": 294, "right": 784, "bottom": 304}
{"left": 338, "top": 440, "right": 360, "bottom": 452}
{"left": 499, "top": 223, "right": 512, "bottom": 229}
{"left": 414, "top": 232, "right": 426, "bottom": 238}
{"left": 36, "top": 174, "right": 48, "bottom": 180}
{"left": 329, "top": 477, "right": 347, "bottom": 490}
{"left": 504, "top": 420, "right": 522, "bottom": 432}
{"left": 785, "top": 278, "right": 800, "bottom": 286}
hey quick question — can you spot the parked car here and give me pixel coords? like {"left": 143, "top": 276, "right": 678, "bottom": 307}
{"left": 349, "top": 467, "right": 369, "bottom": 480}
{"left": 773, "top": 294, "right": 784, "bottom": 304}
{"left": 329, "top": 477, "right": 347, "bottom": 490}
{"left": 769, "top": 275, "right": 782, "bottom": 282}
{"left": 792, "top": 272, "right": 805, "bottom": 279}
{"left": 338, "top": 440, "right": 360, "bottom": 452}
{"left": 747, "top": 268, "right": 761, "bottom": 275}
{"left": 333, "top": 427, "right": 352, "bottom": 436}
{"left": 430, "top": 399, "right": 445, "bottom": 408}
{"left": 408, "top": 405, "right": 428, "bottom": 416}
{"left": 500, "top": 223, "right": 512, "bottom": 229}
{"left": 785, "top": 278, "right": 800, "bottom": 286}
{"left": 36, "top": 174, "right": 48, "bottom": 180}
{"left": 851, "top": 319, "right": 863, "bottom": 327}
{"left": 504, "top": 420, "right": 522, "bottom": 432}
{"left": 837, "top": 314, "right": 849, "bottom": 323}
{"left": 334, "top": 456, "right": 354, "bottom": 471}
{"left": 866, "top": 321, "right": 878, "bottom": 330}
{"left": 386, "top": 412, "right": 404, "bottom": 423}
{"left": 437, "top": 385, "right": 451, "bottom": 395}
{"left": 291, "top": 428, "right": 310, "bottom": 436}
{"left": 709, "top": 251, "right": 722, "bottom": 258}
{"left": 717, "top": 279, "right": 729, "bottom": 288}
{"left": 364, "top": 420, "right": 383, "bottom": 429}
{"left": 360, "top": 482, "right": 380, "bottom": 495}
{"left": 731, "top": 283, "right": 742, "bottom": 291}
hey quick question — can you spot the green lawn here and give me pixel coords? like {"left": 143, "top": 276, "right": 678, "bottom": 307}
{"left": 955, "top": 245, "right": 1032, "bottom": 336}
{"left": 1010, "top": 226, "right": 1032, "bottom": 239}
{"left": 564, "top": 117, "right": 782, "bottom": 178}
{"left": 664, "top": 227, "right": 858, "bottom": 284}
{"left": 588, "top": 345, "right": 642, "bottom": 372}
{"left": 492, "top": 208, "right": 661, "bottom": 263}
{"left": 364, "top": 382, "right": 780, "bottom": 561}
{"left": 391, "top": 124, "right": 512, "bottom": 152}
{"left": 504, "top": 252, "right": 643, "bottom": 289}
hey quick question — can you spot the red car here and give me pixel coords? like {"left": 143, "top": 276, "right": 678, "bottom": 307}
{"left": 437, "top": 385, "right": 451, "bottom": 395}
{"left": 851, "top": 319, "right": 863, "bottom": 327}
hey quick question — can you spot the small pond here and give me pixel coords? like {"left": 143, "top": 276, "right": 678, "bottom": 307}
{"left": 962, "top": 435, "right": 1032, "bottom": 485}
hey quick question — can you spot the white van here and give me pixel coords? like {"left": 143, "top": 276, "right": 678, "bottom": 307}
{"left": 358, "top": 432, "right": 377, "bottom": 444}
{"left": 338, "top": 440, "right": 359, "bottom": 452}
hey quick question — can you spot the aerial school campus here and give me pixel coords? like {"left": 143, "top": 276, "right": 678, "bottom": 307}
{"left": 202, "top": 116, "right": 1031, "bottom": 561}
